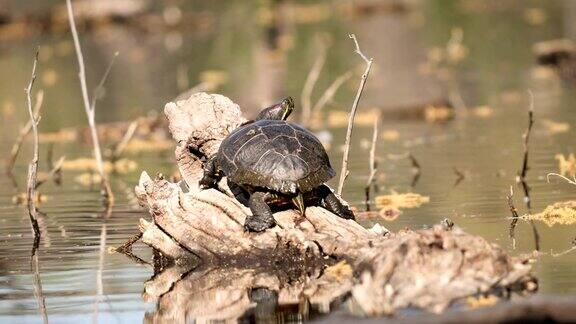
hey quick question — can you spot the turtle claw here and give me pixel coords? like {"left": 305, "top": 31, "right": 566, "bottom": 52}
{"left": 244, "top": 216, "right": 276, "bottom": 232}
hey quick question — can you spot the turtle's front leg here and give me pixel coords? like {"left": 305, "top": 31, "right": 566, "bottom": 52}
{"left": 246, "top": 191, "right": 276, "bottom": 232}
{"left": 316, "top": 185, "right": 355, "bottom": 220}
{"left": 199, "top": 156, "right": 222, "bottom": 189}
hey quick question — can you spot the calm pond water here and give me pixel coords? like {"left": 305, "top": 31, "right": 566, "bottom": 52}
{"left": 1, "top": 0, "right": 576, "bottom": 323}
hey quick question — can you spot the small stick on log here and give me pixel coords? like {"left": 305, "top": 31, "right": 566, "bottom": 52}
{"left": 66, "top": 0, "right": 114, "bottom": 206}
{"left": 301, "top": 39, "right": 327, "bottom": 125}
{"left": 337, "top": 34, "right": 373, "bottom": 196}
{"left": 5, "top": 90, "right": 44, "bottom": 175}
{"left": 507, "top": 185, "right": 519, "bottom": 249}
{"left": 364, "top": 116, "right": 379, "bottom": 210}
{"left": 24, "top": 51, "right": 42, "bottom": 244}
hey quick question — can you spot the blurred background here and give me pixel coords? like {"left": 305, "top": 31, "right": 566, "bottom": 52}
{"left": 0, "top": 0, "right": 575, "bottom": 322}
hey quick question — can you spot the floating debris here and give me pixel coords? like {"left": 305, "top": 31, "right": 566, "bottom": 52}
{"left": 555, "top": 153, "right": 576, "bottom": 177}
{"left": 12, "top": 192, "right": 48, "bottom": 205}
{"left": 424, "top": 105, "right": 453, "bottom": 122}
{"left": 466, "top": 295, "right": 499, "bottom": 309}
{"left": 524, "top": 7, "right": 547, "bottom": 26}
{"left": 376, "top": 192, "right": 429, "bottom": 209}
{"left": 523, "top": 201, "right": 576, "bottom": 227}
{"left": 39, "top": 129, "right": 77, "bottom": 143}
{"left": 381, "top": 129, "right": 400, "bottom": 142}
{"left": 375, "top": 191, "right": 430, "bottom": 220}
{"left": 543, "top": 120, "right": 570, "bottom": 135}
{"left": 324, "top": 260, "right": 353, "bottom": 283}
{"left": 62, "top": 158, "right": 137, "bottom": 174}
{"left": 472, "top": 105, "right": 493, "bottom": 118}
{"left": 74, "top": 173, "right": 102, "bottom": 186}
{"left": 123, "top": 138, "right": 173, "bottom": 154}
{"left": 328, "top": 110, "right": 379, "bottom": 128}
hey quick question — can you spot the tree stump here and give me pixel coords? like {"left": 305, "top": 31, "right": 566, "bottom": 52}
{"left": 130, "top": 92, "right": 535, "bottom": 320}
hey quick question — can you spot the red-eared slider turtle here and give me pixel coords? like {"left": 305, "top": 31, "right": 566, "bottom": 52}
{"left": 200, "top": 97, "right": 354, "bottom": 232}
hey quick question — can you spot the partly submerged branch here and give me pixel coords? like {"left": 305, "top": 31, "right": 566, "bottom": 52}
{"left": 24, "top": 51, "right": 41, "bottom": 243}
{"left": 337, "top": 34, "right": 373, "bottom": 196}
{"left": 66, "top": 0, "right": 114, "bottom": 205}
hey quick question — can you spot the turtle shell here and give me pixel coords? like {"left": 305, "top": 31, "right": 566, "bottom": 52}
{"left": 218, "top": 120, "right": 335, "bottom": 194}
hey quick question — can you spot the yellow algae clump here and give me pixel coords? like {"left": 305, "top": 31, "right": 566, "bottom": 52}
{"left": 466, "top": 295, "right": 499, "bottom": 309}
{"left": 323, "top": 261, "right": 353, "bottom": 282}
{"left": 328, "top": 110, "right": 379, "bottom": 128}
{"left": 543, "top": 120, "right": 570, "bottom": 135}
{"left": 375, "top": 192, "right": 430, "bottom": 210}
{"left": 424, "top": 105, "right": 453, "bottom": 122}
{"left": 12, "top": 192, "right": 48, "bottom": 205}
{"left": 39, "top": 129, "right": 77, "bottom": 143}
{"left": 555, "top": 153, "right": 576, "bottom": 177}
{"left": 123, "top": 138, "right": 173, "bottom": 154}
{"left": 74, "top": 173, "right": 102, "bottom": 186}
{"left": 62, "top": 158, "right": 137, "bottom": 174}
{"left": 523, "top": 201, "right": 576, "bottom": 227}
{"left": 381, "top": 129, "right": 400, "bottom": 142}
{"left": 472, "top": 105, "right": 493, "bottom": 118}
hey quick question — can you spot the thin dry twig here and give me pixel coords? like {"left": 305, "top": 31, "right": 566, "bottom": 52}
{"left": 111, "top": 120, "right": 139, "bottom": 161}
{"left": 25, "top": 51, "right": 41, "bottom": 243}
{"left": 36, "top": 156, "right": 65, "bottom": 188}
{"left": 66, "top": 0, "right": 114, "bottom": 205}
{"left": 301, "top": 40, "right": 327, "bottom": 125}
{"left": 506, "top": 186, "right": 519, "bottom": 249}
{"left": 364, "top": 116, "right": 379, "bottom": 210}
{"left": 547, "top": 173, "right": 576, "bottom": 186}
{"left": 310, "top": 69, "right": 354, "bottom": 119}
{"left": 31, "top": 247, "right": 48, "bottom": 324}
{"left": 5, "top": 90, "right": 44, "bottom": 175}
{"left": 517, "top": 90, "right": 535, "bottom": 207}
{"left": 453, "top": 167, "right": 465, "bottom": 187}
{"left": 409, "top": 153, "right": 421, "bottom": 188}
{"left": 337, "top": 34, "right": 373, "bottom": 196}
{"left": 515, "top": 90, "right": 540, "bottom": 251}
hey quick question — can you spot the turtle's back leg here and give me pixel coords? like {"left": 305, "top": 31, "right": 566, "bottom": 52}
{"left": 315, "top": 185, "right": 355, "bottom": 220}
{"left": 246, "top": 191, "right": 277, "bottom": 232}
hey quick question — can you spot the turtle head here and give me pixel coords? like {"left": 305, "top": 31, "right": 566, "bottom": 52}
{"left": 256, "top": 97, "right": 294, "bottom": 121}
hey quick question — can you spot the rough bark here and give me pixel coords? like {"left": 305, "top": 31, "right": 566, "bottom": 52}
{"left": 131, "top": 92, "right": 534, "bottom": 319}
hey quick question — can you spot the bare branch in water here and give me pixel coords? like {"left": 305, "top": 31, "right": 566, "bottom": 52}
{"left": 310, "top": 69, "right": 354, "bottom": 121}
{"left": 111, "top": 120, "right": 139, "bottom": 161}
{"left": 507, "top": 186, "right": 519, "bottom": 249}
{"left": 66, "top": 0, "right": 114, "bottom": 205}
{"left": 24, "top": 51, "right": 41, "bottom": 244}
{"left": 552, "top": 238, "right": 576, "bottom": 257}
{"left": 547, "top": 173, "right": 576, "bottom": 186}
{"left": 5, "top": 90, "right": 44, "bottom": 176}
{"left": 31, "top": 246, "right": 48, "bottom": 324}
{"left": 337, "top": 34, "right": 373, "bottom": 196}
{"left": 301, "top": 39, "right": 327, "bottom": 125}
{"left": 453, "top": 167, "right": 465, "bottom": 187}
{"left": 364, "top": 116, "right": 379, "bottom": 210}
{"left": 409, "top": 153, "right": 421, "bottom": 188}
{"left": 36, "top": 156, "right": 65, "bottom": 188}
{"left": 514, "top": 90, "right": 540, "bottom": 251}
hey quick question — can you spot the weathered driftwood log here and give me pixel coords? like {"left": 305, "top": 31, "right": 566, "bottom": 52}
{"left": 132, "top": 92, "right": 534, "bottom": 319}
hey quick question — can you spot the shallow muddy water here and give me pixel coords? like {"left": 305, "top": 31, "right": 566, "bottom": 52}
{"left": 1, "top": 0, "right": 575, "bottom": 323}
